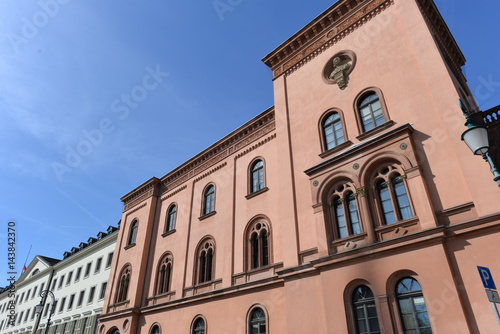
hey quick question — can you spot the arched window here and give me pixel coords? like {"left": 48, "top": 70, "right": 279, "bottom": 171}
{"left": 156, "top": 254, "right": 173, "bottom": 295}
{"left": 192, "top": 317, "right": 206, "bottom": 334}
{"left": 127, "top": 220, "right": 138, "bottom": 246}
{"left": 250, "top": 160, "right": 265, "bottom": 193}
{"left": 197, "top": 239, "right": 215, "bottom": 284}
{"left": 150, "top": 324, "right": 160, "bottom": 334}
{"left": 358, "top": 92, "right": 385, "bottom": 132}
{"left": 352, "top": 285, "right": 380, "bottom": 334}
{"left": 373, "top": 166, "right": 413, "bottom": 225}
{"left": 247, "top": 220, "right": 271, "bottom": 270}
{"left": 203, "top": 185, "right": 215, "bottom": 215}
{"left": 322, "top": 112, "right": 345, "bottom": 150}
{"left": 396, "top": 277, "right": 432, "bottom": 333}
{"left": 327, "top": 182, "right": 362, "bottom": 240}
{"left": 166, "top": 204, "right": 177, "bottom": 232}
{"left": 116, "top": 266, "right": 131, "bottom": 303}
{"left": 249, "top": 307, "right": 266, "bottom": 334}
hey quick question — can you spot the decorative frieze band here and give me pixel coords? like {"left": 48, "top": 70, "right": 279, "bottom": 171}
{"left": 235, "top": 133, "right": 277, "bottom": 160}
{"left": 161, "top": 184, "right": 188, "bottom": 202}
{"left": 194, "top": 162, "right": 228, "bottom": 183}
{"left": 263, "top": 0, "right": 394, "bottom": 78}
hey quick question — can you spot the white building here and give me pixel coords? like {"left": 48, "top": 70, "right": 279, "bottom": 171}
{"left": 0, "top": 225, "right": 118, "bottom": 334}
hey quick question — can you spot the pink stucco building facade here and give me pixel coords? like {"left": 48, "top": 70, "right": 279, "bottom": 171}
{"left": 98, "top": 0, "right": 500, "bottom": 333}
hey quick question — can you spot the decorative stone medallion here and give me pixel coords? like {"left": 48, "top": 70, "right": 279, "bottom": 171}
{"left": 323, "top": 50, "right": 356, "bottom": 90}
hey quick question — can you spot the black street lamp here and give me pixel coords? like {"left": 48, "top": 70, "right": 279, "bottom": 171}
{"left": 34, "top": 290, "right": 56, "bottom": 334}
{"left": 459, "top": 99, "right": 500, "bottom": 187}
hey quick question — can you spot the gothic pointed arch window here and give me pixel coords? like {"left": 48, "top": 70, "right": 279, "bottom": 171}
{"left": 321, "top": 111, "right": 345, "bottom": 151}
{"left": 127, "top": 220, "right": 138, "bottom": 246}
{"left": 352, "top": 285, "right": 381, "bottom": 334}
{"left": 246, "top": 219, "right": 271, "bottom": 270}
{"left": 165, "top": 204, "right": 177, "bottom": 232}
{"left": 156, "top": 253, "right": 173, "bottom": 295}
{"left": 248, "top": 307, "right": 267, "bottom": 334}
{"left": 196, "top": 238, "right": 215, "bottom": 284}
{"left": 326, "top": 181, "right": 362, "bottom": 240}
{"left": 372, "top": 165, "right": 413, "bottom": 225}
{"left": 396, "top": 277, "right": 432, "bottom": 333}
{"left": 115, "top": 265, "right": 131, "bottom": 303}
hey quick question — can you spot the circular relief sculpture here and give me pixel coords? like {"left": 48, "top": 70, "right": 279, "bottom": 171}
{"left": 323, "top": 50, "right": 356, "bottom": 90}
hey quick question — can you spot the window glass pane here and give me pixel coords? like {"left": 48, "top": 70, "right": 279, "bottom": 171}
{"left": 393, "top": 177, "right": 413, "bottom": 220}
{"left": 359, "top": 93, "right": 386, "bottom": 132}
{"left": 398, "top": 298, "right": 413, "bottom": 313}
{"left": 357, "top": 316, "right": 368, "bottom": 333}
{"left": 397, "top": 278, "right": 432, "bottom": 334}
{"left": 250, "top": 308, "right": 266, "bottom": 334}
{"left": 334, "top": 121, "right": 345, "bottom": 145}
{"left": 367, "top": 304, "right": 378, "bottom": 318}
{"left": 368, "top": 318, "right": 380, "bottom": 333}
{"left": 401, "top": 314, "right": 416, "bottom": 330}
{"left": 334, "top": 199, "right": 347, "bottom": 238}
{"left": 416, "top": 311, "right": 431, "bottom": 327}
{"left": 323, "top": 114, "right": 344, "bottom": 150}
{"left": 251, "top": 233, "right": 259, "bottom": 269}
{"left": 324, "top": 126, "right": 335, "bottom": 150}
{"left": 378, "top": 184, "right": 396, "bottom": 224}
{"left": 353, "top": 286, "right": 380, "bottom": 334}
{"left": 262, "top": 231, "right": 269, "bottom": 266}
{"left": 204, "top": 186, "right": 215, "bottom": 214}
{"left": 257, "top": 169, "right": 264, "bottom": 189}
{"left": 347, "top": 194, "right": 361, "bottom": 235}
{"left": 167, "top": 206, "right": 176, "bottom": 231}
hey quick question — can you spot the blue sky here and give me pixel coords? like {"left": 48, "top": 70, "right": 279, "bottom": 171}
{"left": 0, "top": 0, "right": 499, "bottom": 285}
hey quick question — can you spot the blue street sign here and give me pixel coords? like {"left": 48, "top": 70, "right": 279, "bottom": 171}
{"left": 478, "top": 266, "right": 497, "bottom": 290}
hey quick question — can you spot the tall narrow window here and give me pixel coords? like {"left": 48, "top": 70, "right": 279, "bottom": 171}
{"left": 328, "top": 182, "right": 362, "bottom": 240}
{"left": 116, "top": 266, "right": 131, "bottom": 303}
{"left": 151, "top": 325, "right": 160, "bottom": 334}
{"left": 396, "top": 277, "right": 432, "bottom": 334}
{"left": 128, "top": 220, "right": 138, "bottom": 245}
{"left": 249, "top": 307, "right": 266, "bottom": 334}
{"left": 203, "top": 185, "right": 215, "bottom": 215}
{"left": 157, "top": 254, "right": 173, "bottom": 295}
{"left": 352, "top": 285, "right": 380, "bottom": 334}
{"left": 322, "top": 112, "right": 345, "bottom": 150}
{"left": 374, "top": 166, "right": 413, "bottom": 225}
{"left": 358, "top": 92, "right": 385, "bottom": 132}
{"left": 192, "top": 317, "right": 205, "bottom": 334}
{"left": 247, "top": 221, "right": 271, "bottom": 270}
{"left": 99, "top": 282, "right": 107, "bottom": 300}
{"left": 250, "top": 160, "right": 265, "bottom": 193}
{"left": 166, "top": 204, "right": 177, "bottom": 232}
{"left": 197, "top": 239, "right": 215, "bottom": 284}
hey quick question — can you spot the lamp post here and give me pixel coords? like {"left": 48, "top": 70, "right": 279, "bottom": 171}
{"left": 34, "top": 290, "right": 56, "bottom": 334}
{"left": 459, "top": 99, "right": 500, "bottom": 187}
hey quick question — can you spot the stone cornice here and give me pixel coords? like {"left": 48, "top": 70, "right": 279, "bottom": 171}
{"left": 415, "top": 0, "right": 465, "bottom": 77}
{"left": 304, "top": 123, "right": 414, "bottom": 176}
{"left": 121, "top": 108, "right": 276, "bottom": 209}
{"left": 121, "top": 178, "right": 161, "bottom": 212}
{"left": 160, "top": 107, "right": 275, "bottom": 192}
{"left": 262, "top": 0, "right": 394, "bottom": 78}
{"left": 263, "top": 0, "right": 465, "bottom": 80}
